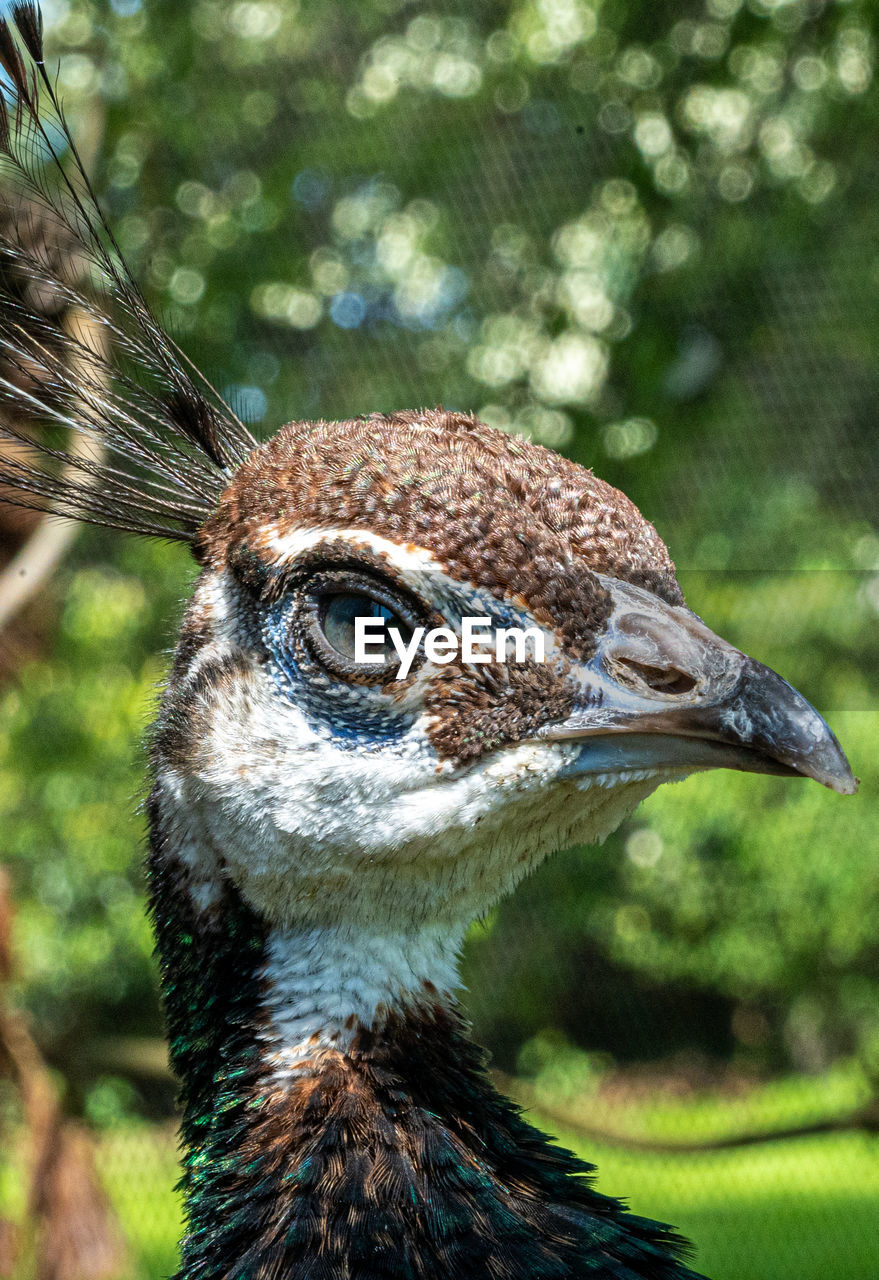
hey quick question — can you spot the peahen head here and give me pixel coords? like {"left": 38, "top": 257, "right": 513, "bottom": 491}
{"left": 150, "top": 407, "right": 856, "bottom": 956}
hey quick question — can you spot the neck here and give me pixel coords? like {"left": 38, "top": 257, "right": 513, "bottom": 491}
{"left": 148, "top": 811, "right": 702, "bottom": 1280}
{"left": 259, "top": 920, "right": 464, "bottom": 1075}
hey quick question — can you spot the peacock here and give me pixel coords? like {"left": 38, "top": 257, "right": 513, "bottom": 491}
{"left": 0, "top": 7, "right": 857, "bottom": 1278}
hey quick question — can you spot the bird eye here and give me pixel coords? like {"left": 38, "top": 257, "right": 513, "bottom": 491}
{"left": 320, "top": 593, "right": 411, "bottom": 664}
{"left": 302, "top": 573, "right": 421, "bottom": 682}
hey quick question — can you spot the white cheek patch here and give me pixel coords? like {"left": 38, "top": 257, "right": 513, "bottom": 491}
{"left": 155, "top": 568, "right": 669, "bottom": 938}
{"left": 170, "top": 652, "right": 665, "bottom": 927}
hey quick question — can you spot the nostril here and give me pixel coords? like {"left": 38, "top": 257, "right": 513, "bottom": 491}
{"left": 618, "top": 659, "right": 698, "bottom": 696}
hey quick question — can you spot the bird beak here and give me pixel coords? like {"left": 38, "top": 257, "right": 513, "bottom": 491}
{"left": 538, "top": 576, "right": 858, "bottom": 796}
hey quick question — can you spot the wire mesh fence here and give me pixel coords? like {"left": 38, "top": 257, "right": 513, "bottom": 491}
{"left": 0, "top": 0, "right": 877, "bottom": 1277}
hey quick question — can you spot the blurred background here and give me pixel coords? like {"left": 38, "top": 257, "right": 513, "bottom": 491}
{"left": 0, "top": 0, "right": 877, "bottom": 1277}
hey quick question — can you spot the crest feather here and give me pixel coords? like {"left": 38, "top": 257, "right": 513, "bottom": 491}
{"left": 0, "top": 3, "right": 257, "bottom": 542}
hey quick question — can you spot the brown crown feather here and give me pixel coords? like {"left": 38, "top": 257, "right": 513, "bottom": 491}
{"left": 198, "top": 408, "right": 682, "bottom": 653}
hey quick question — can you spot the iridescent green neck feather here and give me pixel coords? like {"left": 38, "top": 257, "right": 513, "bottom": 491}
{"left": 148, "top": 802, "right": 705, "bottom": 1280}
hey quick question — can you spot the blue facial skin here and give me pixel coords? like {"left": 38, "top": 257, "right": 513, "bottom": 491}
{"left": 262, "top": 597, "right": 418, "bottom": 750}
{"left": 262, "top": 583, "right": 561, "bottom": 755}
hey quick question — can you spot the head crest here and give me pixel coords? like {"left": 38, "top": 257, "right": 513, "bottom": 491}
{"left": 0, "top": 3, "right": 257, "bottom": 541}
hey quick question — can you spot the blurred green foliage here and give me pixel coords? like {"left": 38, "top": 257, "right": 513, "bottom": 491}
{"left": 0, "top": 534, "right": 193, "bottom": 1105}
{"left": 0, "top": 0, "right": 877, "bottom": 1119}
{"left": 464, "top": 544, "right": 879, "bottom": 1076}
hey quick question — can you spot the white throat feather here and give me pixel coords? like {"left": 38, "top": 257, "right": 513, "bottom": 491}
{"left": 260, "top": 922, "right": 466, "bottom": 1080}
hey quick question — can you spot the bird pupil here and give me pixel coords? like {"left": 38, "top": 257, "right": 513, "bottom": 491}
{"left": 321, "top": 592, "right": 406, "bottom": 663}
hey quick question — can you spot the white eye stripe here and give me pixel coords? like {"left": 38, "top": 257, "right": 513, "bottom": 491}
{"left": 264, "top": 525, "right": 444, "bottom": 576}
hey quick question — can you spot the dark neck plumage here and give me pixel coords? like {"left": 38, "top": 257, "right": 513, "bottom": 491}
{"left": 147, "top": 809, "right": 705, "bottom": 1280}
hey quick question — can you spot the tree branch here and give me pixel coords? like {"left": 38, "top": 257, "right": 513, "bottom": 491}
{"left": 499, "top": 1073, "right": 879, "bottom": 1154}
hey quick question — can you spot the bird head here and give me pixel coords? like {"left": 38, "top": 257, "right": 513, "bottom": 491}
{"left": 150, "top": 408, "right": 857, "bottom": 936}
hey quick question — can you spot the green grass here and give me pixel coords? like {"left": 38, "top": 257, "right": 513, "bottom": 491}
{"left": 542, "top": 1127, "right": 879, "bottom": 1280}
{"left": 94, "top": 1126, "right": 181, "bottom": 1280}
{"left": 516, "top": 1055, "right": 879, "bottom": 1280}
